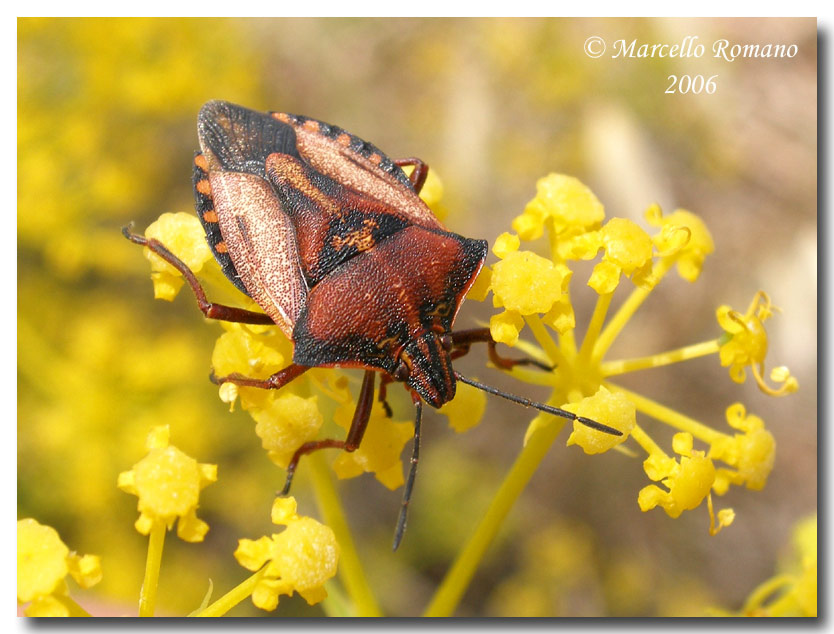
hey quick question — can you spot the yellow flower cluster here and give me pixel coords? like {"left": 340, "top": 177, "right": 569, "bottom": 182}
{"left": 118, "top": 425, "right": 217, "bottom": 542}
{"left": 717, "top": 291, "right": 799, "bottom": 395}
{"left": 234, "top": 497, "right": 339, "bottom": 611}
{"left": 17, "top": 519, "right": 102, "bottom": 616}
{"left": 472, "top": 173, "right": 795, "bottom": 532}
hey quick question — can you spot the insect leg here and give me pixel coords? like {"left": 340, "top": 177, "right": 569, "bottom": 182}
{"left": 394, "top": 157, "right": 429, "bottom": 194}
{"left": 122, "top": 225, "right": 274, "bottom": 325}
{"left": 393, "top": 394, "right": 422, "bottom": 551}
{"left": 280, "top": 370, "right": 377, "bottom": 495}
{"left": 451, "top": 327, "right": 553, "bottom": 372}
{"left": 378, "top": 374, "right": 394, "bottom": 417}
{"left": 210, "top": 363, "right": 310, "bottom": 390}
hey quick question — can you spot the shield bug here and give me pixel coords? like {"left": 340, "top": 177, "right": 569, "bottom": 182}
{"left": 124, "top": 100, "right": 621, "bottom": 549}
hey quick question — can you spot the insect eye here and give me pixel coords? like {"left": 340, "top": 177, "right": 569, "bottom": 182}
{"left": 440, "top": 334, "right": 453, "bottom": 351}
{"left": 393, "top": 360, "right": 410, "bottom": 382}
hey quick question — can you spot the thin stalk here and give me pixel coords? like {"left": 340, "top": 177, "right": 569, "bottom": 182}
{"left": 308, "top": 451, "right": 382, "bottom": 617}
{"left": 591, "top": 257, "right": 674, "bottom": 363}
{"left": 138, "top": 520, "right": 166, "bottom": 617}
{"left": 194, "top": 567, "right": 267, "bottom": 617}
{"left": 423, "top": 416, "right": 567, "bottom": 617}
{"left": 601, "top": 339, "right": 721, "bottom": 377}
{"left": 578, "top": 291, "right": 613, "bottom": 363}
{"left": 605, "top": 382, "right": 725, "bottom": 445}
{"left": 524, "top": 314, "right": 567, "bottom": 369}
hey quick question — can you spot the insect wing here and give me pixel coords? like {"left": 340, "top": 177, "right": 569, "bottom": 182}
{"left": 272, "top": 112, "right": 446, "bottom": 232}
{"left": 196, "top": 100, "right": 309, "bottom": 336}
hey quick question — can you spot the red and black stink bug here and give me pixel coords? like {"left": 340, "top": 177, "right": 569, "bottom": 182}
{"left": 124, "top": 100, "right": 621, "bottom": 549}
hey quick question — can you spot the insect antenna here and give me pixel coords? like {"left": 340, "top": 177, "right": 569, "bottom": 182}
{"left": 392, "top": 398, "right": 423, "bottom": 551}
{"left": 453, "top": 372, "right": 623, "bottom": 436}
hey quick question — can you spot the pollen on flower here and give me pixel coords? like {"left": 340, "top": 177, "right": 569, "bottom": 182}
{"left": 234, "top": 496, "right": 339, "bottom": 611}
{"left": 587, "top": 218, "right": 654, "bottom": 294}
{"left": 143, "top": 212, "right": 213, "bottom": 301}
{"left": 489, "top": 309, "right": 525, "bottom": 346}
{"left": 638, "top": 433, "right": 716, "bottom": 518}
{"left": 17, "top": 518, "right": 102, "bottom": 616}
{"left": 490, "top": 250, "right": 565, "bottom": 315}
{"left": 645, "top": 205, "right": 714, "bottom": 282}
{"left": 717, "top": 292, "right": 797, "bottom": 396}
{"left": 117, "top": 425, "right": 217, "bottom": 542}
{"left": 252, "top": 392, "right": 325, "bottom": 470}
{"left": 564, "top": 387, "right": 635, "bottom": 454}
{"left": 710, "top": 403, "right": 776, "bottom": 493}
{"left": 513, "top": 173, "right": 605, "bottom": 240}
{"left": 492, "top": 232, "right": 520, "bottom": 258}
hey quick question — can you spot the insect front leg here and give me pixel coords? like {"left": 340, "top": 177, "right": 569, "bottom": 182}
{"left": 394, "top": 157, "right": 429, "bottom": 194}
{"left": 122, "top": 225, "right": 274, "bottom": 325}
{"left": 451, "top": 327, "right": 553, "bottom": 372}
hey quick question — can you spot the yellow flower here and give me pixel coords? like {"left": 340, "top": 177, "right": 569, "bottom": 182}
{"left": 645, "top": 204, "right": 714, "bottom": 282}
{"left": 117, "top": 425, "right": 217, "bottom": 542}
{"left": 480, "top": 174, "right": 795, "bottom": 535}
{"left": 717, "top": 291, "right": 798, "bottom": 395}
{"left": 18, "top": 519, "right": 101, "bottom": 616}
{"left": 234, "top": 497, "right": 339, "bottom": 611}
{"left": 143, "top": 212, "right": 214, "bottom": 301}
{"left": 438, "top": 379, "right": 487, "bottom": 433}
{"left": 638, "top": 433, "right": 716, "bottom": 518}
{"left": 512, "top": 173, "right": 605, "bottom": 241}
{"left": 564, "top": 387, "right": 635, "bottom": 454}
{"left": 710, "top": 403, "right": 776, "bottom": 493}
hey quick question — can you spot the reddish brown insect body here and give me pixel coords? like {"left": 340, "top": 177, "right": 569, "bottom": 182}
{"left": 124, "top": 100, "right": 620, "bottom": 549}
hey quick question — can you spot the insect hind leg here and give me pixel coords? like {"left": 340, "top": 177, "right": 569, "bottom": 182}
{"left": 278, "top": 370, "right": 377, "bottom": 495}
{"left": 394, "top": 157, "right": 429, "bottom": 194}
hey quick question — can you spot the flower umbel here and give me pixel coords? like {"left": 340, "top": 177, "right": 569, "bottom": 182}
{"left": 475, "top": 173, "right": 795, "bottom": 533}
{"left": 234, "top": 497, "right": 340, "bottom": 611}
{"left": 18, "top": 519, "right": 102, "bottom": 617}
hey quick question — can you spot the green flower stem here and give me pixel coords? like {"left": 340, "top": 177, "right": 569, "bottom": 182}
{"left": 194, "top": 567, "right": 267, "bottom": 617}
{"left": 591, "top": 257, "right": 675, "bottom": 364}
{"left": 601, "top": 339, "right": 721, "bottom": 376}
{"left": 138, "top": 519, "right": 165, "bottom": 617}
{"left": 308, "top": 451, "right": 382, "bottom": 617}
{"left": 423, "top": 416, "right": 567, "bottom": 617}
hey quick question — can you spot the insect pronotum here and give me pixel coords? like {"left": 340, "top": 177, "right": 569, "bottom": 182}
{"left": 124, "top": 101, "right": 621, "bottom": 550}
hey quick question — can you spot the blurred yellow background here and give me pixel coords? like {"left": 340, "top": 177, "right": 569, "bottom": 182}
{"left": 18, "top": 17, "right": 816, "bottom": 616}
